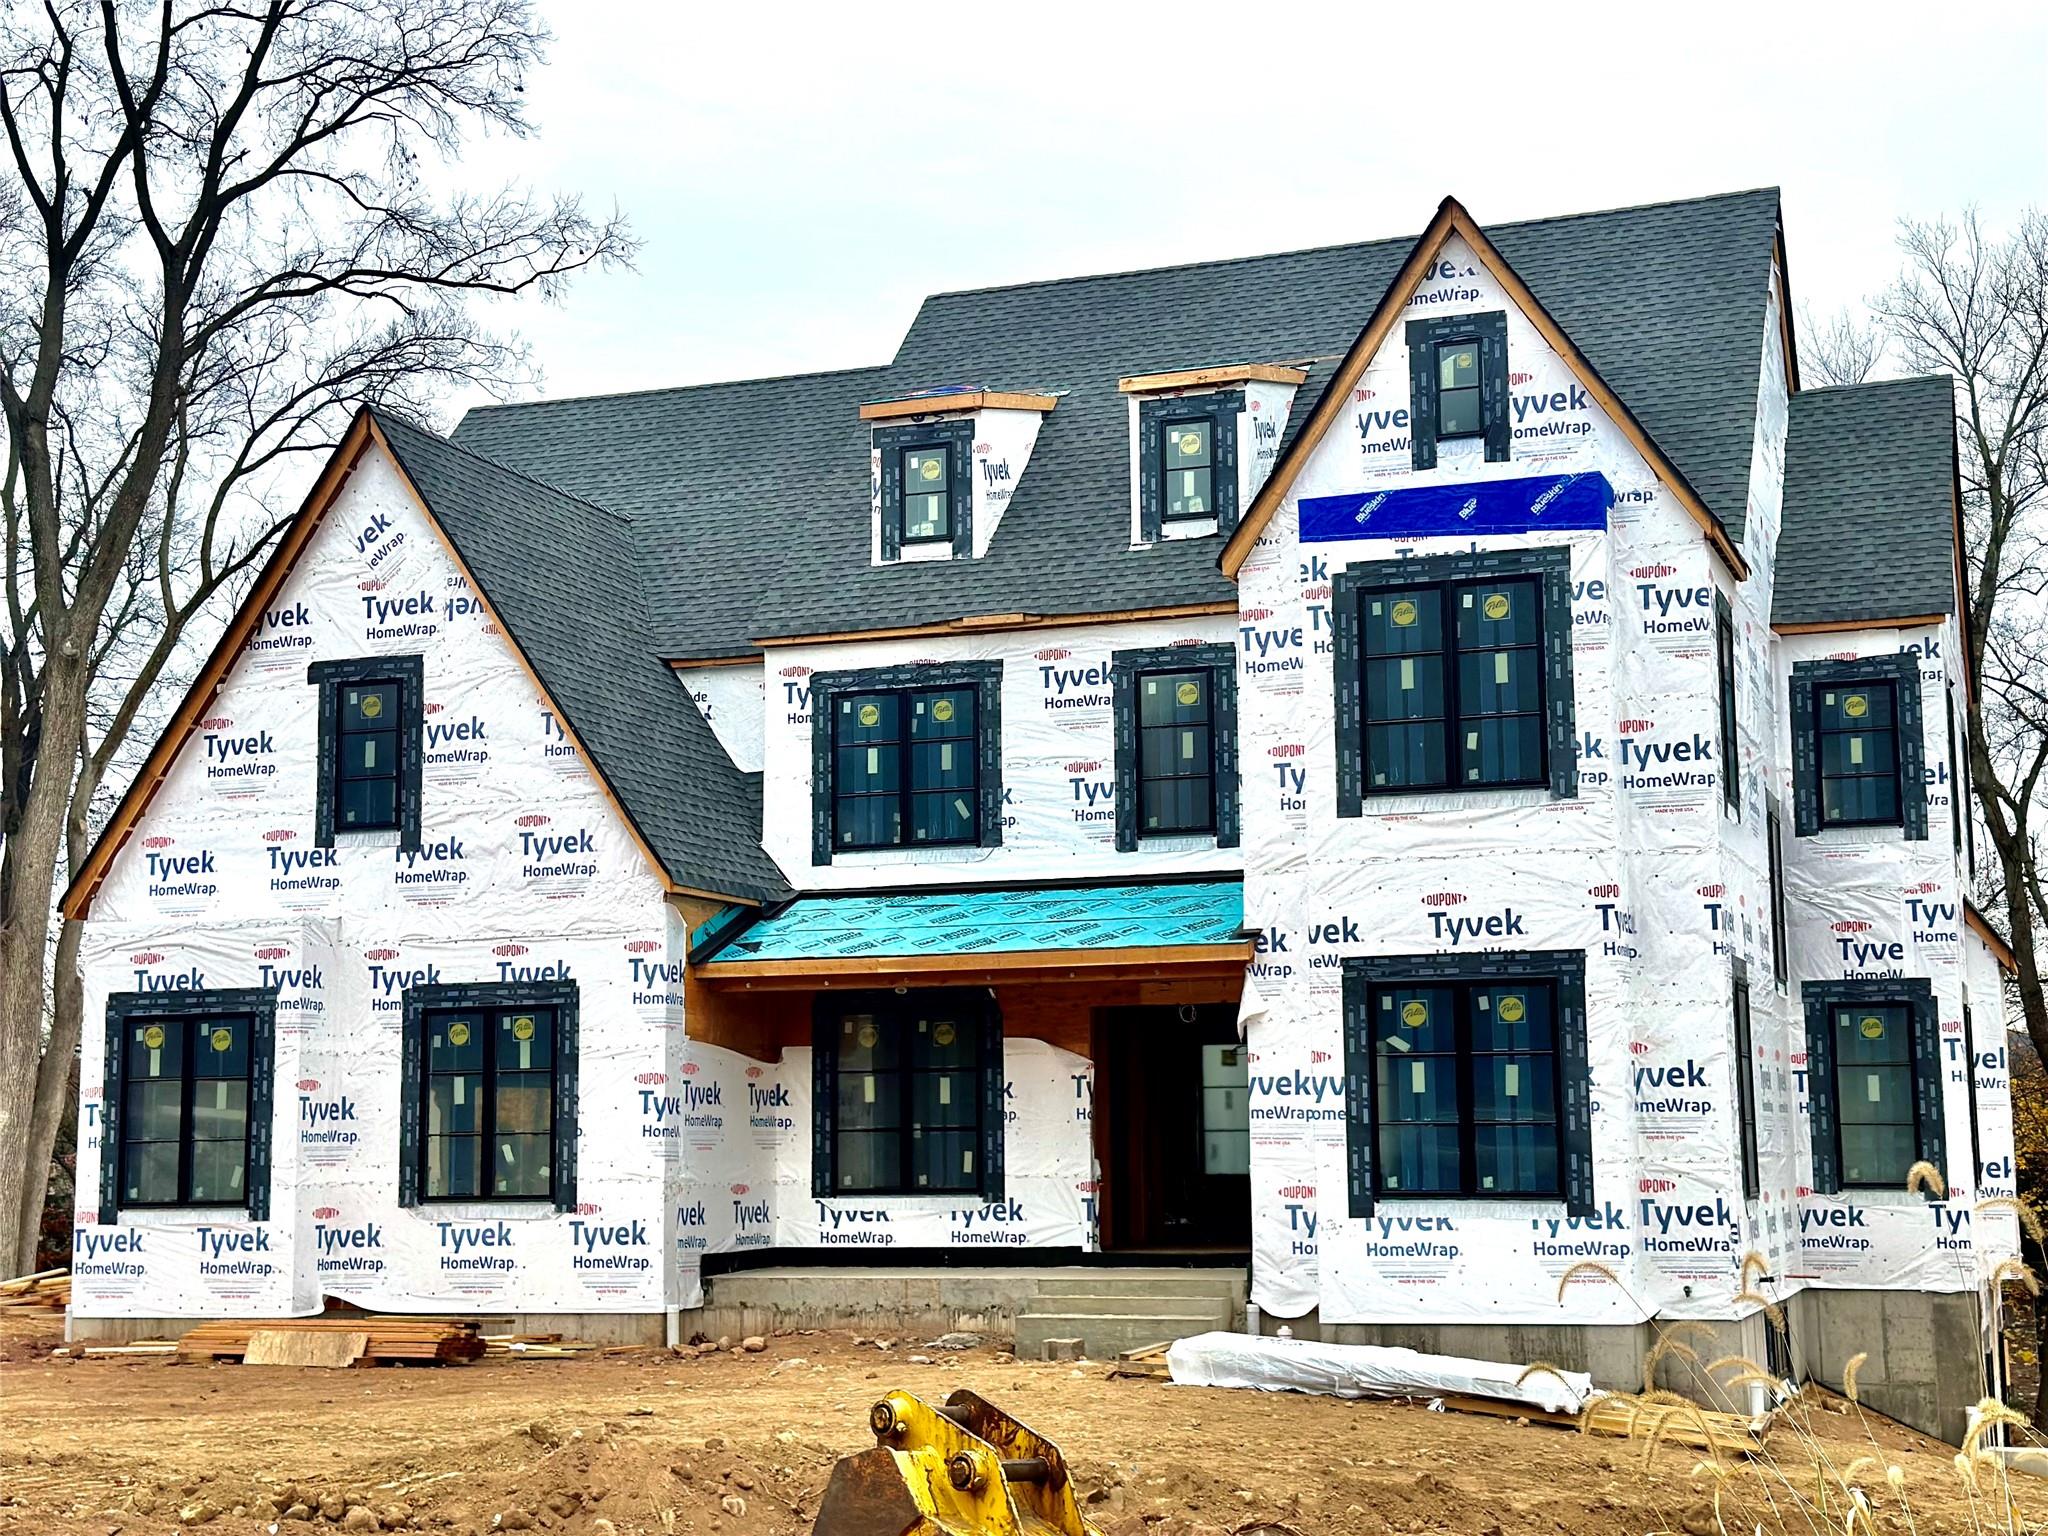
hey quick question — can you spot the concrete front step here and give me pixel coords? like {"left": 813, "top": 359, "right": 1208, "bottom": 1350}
{"left": 1019, "top": 1292, "right": 1234, "bottom": 1322}
{"left": 1014, "top": 1310, "right": 1228, "bottom": 1360}
{"left": 1032, "top": 1270, "right": 1246, "bottom": 1301}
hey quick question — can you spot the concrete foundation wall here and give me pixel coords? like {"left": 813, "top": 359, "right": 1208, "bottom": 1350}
{"left": 1791, "top": 1289, "right": 1988, "bottom": 1447}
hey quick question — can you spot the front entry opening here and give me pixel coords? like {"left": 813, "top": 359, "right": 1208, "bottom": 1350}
{"left": 1095, "top": 1003, "right": 1251, "bottom": 1251}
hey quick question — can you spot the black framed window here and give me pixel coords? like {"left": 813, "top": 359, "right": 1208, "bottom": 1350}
{"left": 1816, "top": 678, "right": 1901, "bottom": 828}
{"left": 98, "top": 989, "right": 278, "bottom": 1222}
{"left": 1732, "top": 967, "right": 1760, "bottom": 1200}
{"left": 1716, "top": 592, "right": 1740, "bottom": 814}
{"left": 1405, "top": 311, "right": 1509, "bottom": 468}
{"left": 900, "top": 444, "right": 954, "bottom": 544}
{"left": 1111, "top": 643, "right": 1239, "bottom": 852}
{"left": 1160, "top": 417, "right": 1217, "bottom": 520}
{"left": 1801, "top": 978, "right": 1943, "bottom": 1196}
{"left": 421, "top": 1003, "right": 558, "bottom": 1200}
{"left": 812, "top": 991, "right": 1002, "bottom": 1197}
{"left": 832, "top": 686, "right": 979, "bottom": 850}
{"left": 810, "top": 663, "right": 1003, "bottom": 865}
{"left": 1435, "top": 339, "right": 1483, "bottom": 439}
{"left": 118, "top": 1013, "right": 253, "bottom": 1207}
{"left": 1364, "top": 978, "right": 1561, "bottom": 1197}
{"left": 1766, "top": 797, "right": 1789, "bottom": 990}
{"left": 1790, "top": 655, "right": 1926, "bottom": 840}
{"left": 398, "top": 981, "right": 578, "bottom": 1210}
{"left": 1136, "top": 392, "right": 1241, "bottom": 540}
{"left": 1360, "top": 576, "right": 1545, "bottom": 793}
{"left": 309, "top": 654, "right": 422, "bottom": 850}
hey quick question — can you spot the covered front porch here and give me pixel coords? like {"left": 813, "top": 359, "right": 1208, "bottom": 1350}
{"left": 685, "top": 877, "right": 1257, "bottom": 1259}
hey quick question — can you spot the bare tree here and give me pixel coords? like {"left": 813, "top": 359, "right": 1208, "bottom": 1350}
{"left": 1798, "top": 302, "right": 1887, "bottom": 388}
{"left": 0, "top": 0, "right": 632, "bottom": 1273}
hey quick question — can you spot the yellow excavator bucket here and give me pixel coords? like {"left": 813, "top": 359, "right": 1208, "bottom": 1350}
{"left": 811, "top": 1387, "right": 1102, "bottom": 1536}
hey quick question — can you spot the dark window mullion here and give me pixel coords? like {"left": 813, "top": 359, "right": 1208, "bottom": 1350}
{"left": 178, "top": 1021, "right": 197, "bottom": 1204}
{"left": 1441, "top": 583, "right": 1463, "bottom": 792}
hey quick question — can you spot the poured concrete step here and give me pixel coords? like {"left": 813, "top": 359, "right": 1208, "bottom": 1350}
{"left": 1014, "top": 1310, "right": 1227, "bottom": 1360}
{"left": 1032, "top": 1270, "right": 1246, "bottom": 1301}
{"left": 1018, "top": 1292, "right": 1234, "bottom": 1323}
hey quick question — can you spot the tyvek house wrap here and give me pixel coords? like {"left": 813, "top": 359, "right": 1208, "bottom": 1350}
{"left": 1230, "top": 234, "right": 2014, "bottom": 1328}
{"left": 70, "top": 442, "right": 1100, "bottom": 1319}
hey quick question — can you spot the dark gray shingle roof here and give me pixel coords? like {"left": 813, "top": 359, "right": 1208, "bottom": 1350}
{"left": 374, "top": 411, "right": 788, "bottom": 902}
{"left": 1775, "top": 376, "right": 1959, "bottom": 626}
{"left": 454, "top": 188, "right": 1785, "bottom": 657}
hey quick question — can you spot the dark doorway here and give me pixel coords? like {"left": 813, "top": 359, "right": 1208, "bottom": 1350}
{"left": 1094, "top": 1004, "right": 1251, "bottom": 1252}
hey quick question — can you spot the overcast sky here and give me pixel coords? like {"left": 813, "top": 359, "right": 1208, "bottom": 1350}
{"left": 448, "top": 0, "right": 2047, "bottom": 416}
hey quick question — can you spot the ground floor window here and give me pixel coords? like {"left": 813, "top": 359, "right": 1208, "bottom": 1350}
{"left": 1800, "top": 977, "right": 1945, "bottom": 1194}
{"left": 1342, "top": 950, "right": 1593, "bottom": 1216}
{"left": 812, "top": 990, "right": 1003, "bottom": 1197}
{"left": 99, "top": 989, "right": 277, "bottom": 1221}
{"left": 399, "top": 981, "right": 579, "bottom": 1209}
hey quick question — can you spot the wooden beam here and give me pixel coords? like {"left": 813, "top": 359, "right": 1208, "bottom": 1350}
{"left": 857, "top": 390, "right": 1058, "bottom": 421}
{"left": 753, "top": 601, "right": 1236, "bottom": 648}
{"left": 695, "top": 941, "right": 1255, "bottom": 991}
{"left": 1220, "top": 197, "right": 1753, "bottom": 585}
{"left": 60, "top": 415, "right": 379, "bottom": 920}
{"left": 1966, "top": 904, "right": 2018, "bottom": 975}
{"left": 1119, "top": 363, "right": 1308, "bottom": 394}
{"left": 666, "top": 654, "right": 759, "bottom": 671}
{"left": 1771, "top": 614, "right": 1948, "bottom": 636}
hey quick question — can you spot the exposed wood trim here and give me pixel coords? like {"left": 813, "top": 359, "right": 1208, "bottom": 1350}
{"left": 753, "top": 601, "right": 1237, "bottom": 648}
{"left": 695, "top": 940, "right": 1255, "bottom": 990}
{"left": 667, "top": 654, "right": 760, "bottom": 671}
{"left": 1773, "top": 224, "right": 1802, "bottom": 396}
{"left": 362, "top": 415, "right": 711, "bottom": 905}
{"left": 1770, "top": 614, "right": 1948, "bottom": 637}
{"left": 857, "top": 390, "right": 1058, "bottom": 422}
{"left": 1119, "top": 363, "right": 1308, "bottom": 393}
{"left": 1220, "top": 197, "right": 1753, "bottom": 584}
{"left": 1966, "top": 904, "right": 2018, "bottom": 975}
{"left": 60, "top": 416, "right": 379, "bottom": 920}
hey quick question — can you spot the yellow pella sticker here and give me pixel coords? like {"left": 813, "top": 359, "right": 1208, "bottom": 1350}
{"left": 210, "top": 1027, "right": 233, "bottom": 1053}
{"left": 360, "top": 692, "right": 383, "bottom": 719}
{"left": 934, "top": 1021, "right": 957, "bottom": 1047}
{"left": 918, "top": 456, "right": 943, "bottom": 482}
{"left": 1176, "top": 681, "right": 1200, "bottom": 706}
{"left": 142, "top": 1024, "right": 165, "bottom": 1051}
{"left": 1400, "top": 1000, "right": 1428, "bottom": 1029}
{"left": 1483, "top": 592, "right": 1511, "bottom": 621}
{"left": 511, "top": 1016, "right": 536, "bottom": 1042}
{"left": 1859, "top": 1015, "right": 1885, "bottom": 1040}
{"left": 1177, "top": 431, "right": 1204, "bottom": 457}
{"left": 1391, "top": 599, "right": 1419, "bottom": 628}
{"left": 932, "top": 699, "right": 955, "bottom": 723}
{"left": 857, "top": 703, "right": 881, "bottom": 727}
{"left": 857, "top": 1022, "right": 880, "bottom": 1049}
{"left": 447, "top": 1022, "right": 471, "bottom": 1047}
{"left": 1498, "top": 995, "right": 1526, "bottom": 1024}
{"left": 1844, "top": 694, "right": 1869, "bottom": 719}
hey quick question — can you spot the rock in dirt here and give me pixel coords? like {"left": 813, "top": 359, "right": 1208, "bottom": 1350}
{"left": 1681, "top": 1502, "right": 1717, "bottom": 1536}
{"left": 341, "top": 1508, "right": 378, "bottom": 1532}
{"left": 716, "top": 1335, "right": 732, "bottom": 1351}
{"left": 491, "top": 1512, "right": 534, "bottom": 1532}
{"left": 177, "top": 1501, "right": 220, "bottom": 1526}
{"left": 281, "top": 1503, "right": 313, "bottom": 1522}
{"left": 929, "top": 1331, "right": 981, "bottom": 1350}
{"left": 741, "top": 1335, "right": 767, "bottom": 1352}
{"left": 317, "top": 1493, "right": 347, "bottom": 1521}
{"left": 720, "top": 1494, "right": 748, "bottom": 1517}
{"left": 525, "top": 1421, "right": 562, "bottom": 1449}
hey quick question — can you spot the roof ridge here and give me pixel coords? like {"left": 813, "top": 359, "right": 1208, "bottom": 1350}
{"left": 1794, "top": 373, "right": 1954, "bottom": 397}
{"left": 375, "top": 407, "right": 636, "bottom": 528}
{"left": 914, "top": 187, "right": 1782, "bottom": 306}
{"left": 459, "top": 362, "right": 892, "bottom": 419}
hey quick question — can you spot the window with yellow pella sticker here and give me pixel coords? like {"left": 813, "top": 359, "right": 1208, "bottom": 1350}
{"left": 1789, "top": 654, "right": 1928, "bottom": 839}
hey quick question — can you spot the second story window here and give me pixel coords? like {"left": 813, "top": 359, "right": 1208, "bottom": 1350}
{"left": 1790, "top": 655, "right": 1927, "bottom": 840}
{"left": 309, "top": 654, "right": 423, "bottom": 850}
{"left": 875, "top": 421, "right": 973, "bottom": 561}
{"left": 1112, "top": 643, "right": 1240, "bottom": 851}
{"left": 1405, "top": 311, "right": 1509, "bottom": 469}
{"left": 810, "top": 662, "right": 1004, "bottom": 864}
{"left": 900, "top": 445, "right": 953, "bottom": 544}
{"left": 1137, "top": 392, "right": 1241, "bottom": 541}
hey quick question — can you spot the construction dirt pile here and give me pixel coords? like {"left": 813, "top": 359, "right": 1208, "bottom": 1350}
{"left": 1, "top": 1308, "right": 2038, "bottom": 1535}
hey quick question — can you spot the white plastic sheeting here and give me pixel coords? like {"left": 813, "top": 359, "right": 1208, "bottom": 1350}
{"left": 1230, "top": 234, "right": 2015, "bottom": 1329}
{"left": 1164, "top": 1330, "right": 1594, "bottom": 1414}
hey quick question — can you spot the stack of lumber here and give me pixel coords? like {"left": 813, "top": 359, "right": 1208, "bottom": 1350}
{"left": 0, "top": 1268, "right": 71, "bottom": 1310}
{"left": 1441, "top": 1390, "right": 1767, "bottom": 1456}
{"left": 178, "top": 1316, "right": 487, "bottom": 1365}
{"left": 1109, "top": 1341, "right": 1172, "bottom": 1380}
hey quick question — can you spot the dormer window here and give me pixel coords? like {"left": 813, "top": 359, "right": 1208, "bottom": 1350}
{"left": 1161, "top": 416, "right": 1218, "bottom": 521}
{"left": 1406, "top": 313, "right": 1509, "bottom": 469}
{"left": 900, "top": 444, "right": 955, "bottom": 545}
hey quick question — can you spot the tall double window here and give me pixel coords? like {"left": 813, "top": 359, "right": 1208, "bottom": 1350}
{"left": 398, "top": 981, "right": 578, "bottom": 1210}
{"left": 832, "top": 686, "right": 980, "bottom": 850}
{"left": 309, "top": 654, "right": 423, "bottom": 849}
{"left": 98, "top": 989, "right": 277, "bottom": 1222}
{"left": 812, "top": 991, "right": 1002, "bottom": 1197}
{"left": 1334, "top": 550, "right": 1577, "bottom": 814}
{"left": 810, "top": 663, "right": 1003, "bottom": 865}
{"left": 1343, "top": 951, "right": 1593, "bottom": 1215}
{"left": 421, "top": 1002, "right": 559, "bottom": 1200}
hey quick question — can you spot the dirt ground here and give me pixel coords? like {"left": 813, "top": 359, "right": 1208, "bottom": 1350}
{"left": 2, "top": 1309, "right": 2042, "bottom": 1536}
